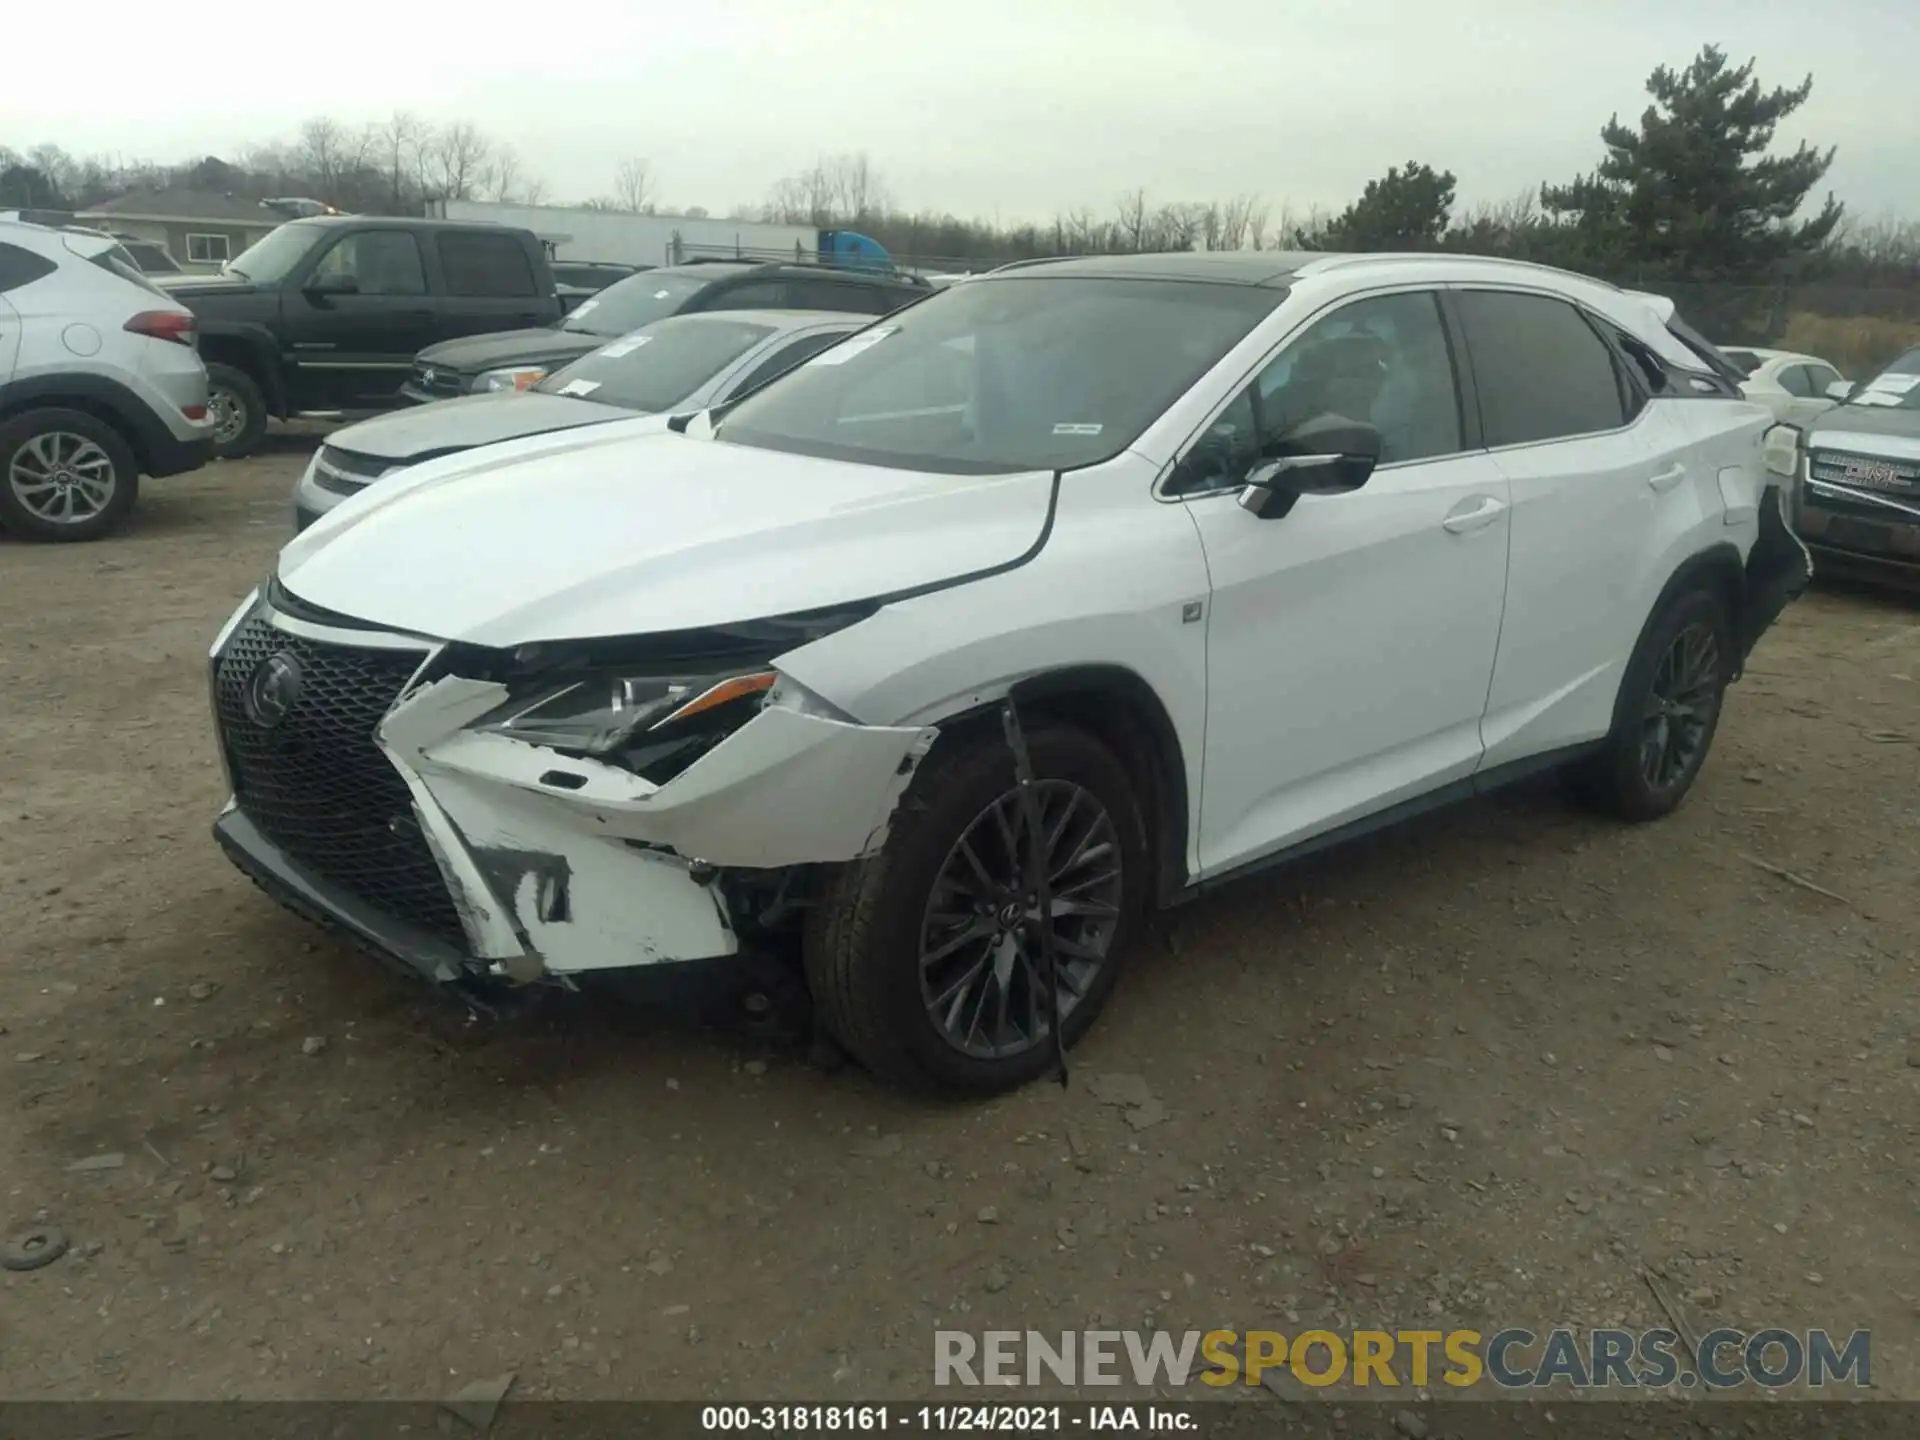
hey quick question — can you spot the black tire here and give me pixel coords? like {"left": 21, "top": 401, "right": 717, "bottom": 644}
{"left": 804, "top": 722, "right": 1150, "bottom": 1095}
{"left": 206, "top": 362, "right": 268, "bottom": 459}
{"left": 1568, "top": 586, "right": 1734, "bottom": 821}
{"left": 0, "top": 407, "right": 140, "bottom": 543}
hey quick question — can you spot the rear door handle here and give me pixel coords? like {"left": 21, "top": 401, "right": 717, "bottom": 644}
{"left": 1649, "top": 464, "right": 1687, "bottom": 493}
{"left": 1442, "top": 494, "right": 1508, "bottom": 534}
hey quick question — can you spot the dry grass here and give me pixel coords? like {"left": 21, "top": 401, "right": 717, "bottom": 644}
{"left": 1777, "top": 311, "right": 1920, "bottom": 377}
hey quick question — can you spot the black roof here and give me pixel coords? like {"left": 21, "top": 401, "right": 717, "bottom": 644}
{"left": 988, "top": 251, "right": 1318, "bottom": 286}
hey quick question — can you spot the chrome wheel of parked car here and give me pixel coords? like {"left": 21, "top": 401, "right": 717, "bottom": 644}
{"left": 918, "top": 780, "right": 1123, "bottom": 1061}
{"left": 208, "top": 387, "right": 246, "bottom": 448}
{"left": 1640, "top": 620, "right": 1722, "bottom": 792}
{"left": 8, "top": 431, "right": 119, "bottom": 526}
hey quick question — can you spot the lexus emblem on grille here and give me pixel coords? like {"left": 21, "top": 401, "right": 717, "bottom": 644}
{"left": 420, "top": 367, "right": 436, "bottom": 386}
{"left": 244, "top": 651, "right": 304, "bottom": 729}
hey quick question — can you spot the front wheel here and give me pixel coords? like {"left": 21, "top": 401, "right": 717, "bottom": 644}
{"left": 1569, "top": 587, "right": 1733, "bottom": 821}
{"left": 804, "top": 722, "right": 1149, "bottom": 1095}
{"left": 0, "top": 408, "right": 140, "bottom": 542}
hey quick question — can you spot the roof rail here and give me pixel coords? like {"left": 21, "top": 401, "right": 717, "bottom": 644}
{"left": 1303, "top": 251, "right": 1622, "bottom": 290}
{"left": 985, "top": 256, "right": 1071, "bottom": 275}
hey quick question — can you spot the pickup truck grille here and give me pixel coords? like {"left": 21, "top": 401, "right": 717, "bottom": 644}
{"left": 1808, "top": 448, "right": 1920, "bottom": 496}
{"left": 409, "top": 361, "right": 468, "bottom": 400}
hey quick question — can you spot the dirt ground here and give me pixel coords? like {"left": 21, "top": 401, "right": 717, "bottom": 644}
{"left": 2, "top": 439, "right": 1917, "bottom": 1408}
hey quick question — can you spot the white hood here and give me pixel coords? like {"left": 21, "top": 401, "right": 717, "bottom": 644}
{"left": 277, "top": 423, "right": 1055, "bottom": 648}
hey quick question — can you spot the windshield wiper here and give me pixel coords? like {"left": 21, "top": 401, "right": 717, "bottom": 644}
{"left": 225, "top": 266, "right": 250, "bottom": 280}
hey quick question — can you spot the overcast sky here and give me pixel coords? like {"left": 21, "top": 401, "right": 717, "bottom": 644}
{"left": 6, "top": 0, "right": 1913, "bottom": 225}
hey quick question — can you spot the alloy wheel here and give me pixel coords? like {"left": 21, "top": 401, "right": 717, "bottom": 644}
{"left": 7, "top": 432, "right": 118, "bottom": 525}
{"left": 917, "top": 780, "right": 1123, "bottom": 1060}
{"left": 1639, "top": 620, "right": 1721, "bottom": 792}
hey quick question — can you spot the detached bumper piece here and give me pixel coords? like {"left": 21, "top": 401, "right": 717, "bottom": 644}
{"left": 1740, "top": 485, "right": 1816, "bottom": 665}
{"left": 214, "top": 806, "right": 472, "bottom": 987}
{"left": 209, "top": 596, "right": 937, "bottom": 989}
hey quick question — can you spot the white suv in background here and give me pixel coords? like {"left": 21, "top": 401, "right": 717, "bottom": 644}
{"left": 208, "top": 251, "right": 1812, "bottom": 1094}
{"left": 0, "top": 221, "right": 214, "bottom": 541}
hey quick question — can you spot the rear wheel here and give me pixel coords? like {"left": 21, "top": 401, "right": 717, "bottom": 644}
{"left": 206, "top": 363, "right": 268, "bottom": 459}
{"left": 0, "top": 408, "right": 140, "bottom": 542}
{"left": 1568, "top": 587, "right": 1733, "bottom": 821}
{"left": 804, "top": 723, "right": 1148, "bottom": 1095}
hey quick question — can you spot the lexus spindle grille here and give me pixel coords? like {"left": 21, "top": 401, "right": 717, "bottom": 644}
{"left": 214, "top": 613, "right": 468, "bottom": 949}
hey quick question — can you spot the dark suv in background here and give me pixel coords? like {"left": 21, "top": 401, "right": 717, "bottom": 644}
{"left": 402, "top": 259, "right": 929, "bottom": 401}
{"left": 162, "top": 216, "right": 561, "bottom": 457}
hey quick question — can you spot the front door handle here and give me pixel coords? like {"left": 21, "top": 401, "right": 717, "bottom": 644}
{"left": 1649, "top": 464, "right": 1687, "bottom": 493}
{"left": 1441, "top": 494, "right": 1508, "bottom": 534}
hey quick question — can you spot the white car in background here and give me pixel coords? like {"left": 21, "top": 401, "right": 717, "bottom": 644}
{"left": 208, "top": 251, "right": 1811, "bottom": 1094}
{"left": 0, "top": 220, "right": 214, "bottom": 541}
{"left": 1723, "top": 346, "right": 1848, "bottom": 427}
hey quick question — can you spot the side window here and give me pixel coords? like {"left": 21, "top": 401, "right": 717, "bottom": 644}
{"left": 1170, "top": 291, "right": 1463, "bottom": 495}
{"left": 437, "top": 232, "right": 538, "bottom": 297}
{"left": 703, "top": 281, "right": 788, "bottom": 310}
{"left": 310, "top": 231, "right": 427, "bottom": 296}
{"left": 725, "top": 332, "right": 853, "bottom": 399}
{"left": 1804, "top": 364, "right": 1842, "bottom": 396}
{"left": 1776, "top": 365, "right": 1814, "bottom": 398}
{"left": 1454, "top": 290, "right": 1628, "bottom": 446}
{"left": 0, "top": 243, "right": 59, "bottom": 293}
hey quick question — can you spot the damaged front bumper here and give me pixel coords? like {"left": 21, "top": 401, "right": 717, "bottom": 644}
{"left": 209, "top": 595, "right": 935, "bottom": 988}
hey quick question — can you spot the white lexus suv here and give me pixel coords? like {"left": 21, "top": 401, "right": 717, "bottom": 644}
{"left": 208, "top": 251, "right": 1811, "bottom": 1094}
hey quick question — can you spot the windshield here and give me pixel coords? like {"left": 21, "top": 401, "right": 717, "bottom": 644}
{"left": 715, "top": 276, "right": 1284, "bottom": 475}
{"left": 562, "top": 269, "right": 735, "bottom": 338}
{"left": 536, "top": 316, "right": 777, "bottom": 411}
{"left": 1844, "top": 347, "right": 1920, "bottom": 411}
{"left": 225, "top": 222, "right": 323, "bottom": 282}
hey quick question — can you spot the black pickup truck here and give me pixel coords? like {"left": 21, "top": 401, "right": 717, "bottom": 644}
{"left": 159, "top": 216, "right": 560, "bottom": 458}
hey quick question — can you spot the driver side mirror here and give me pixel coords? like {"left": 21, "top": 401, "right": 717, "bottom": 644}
{"left": 1238, "top": 415, "right": 1382, "bottom": 520}
{"left": 1824, "top": 379, "right": 1855, "bottom": 402}
{"left": 303, "top": 270, "right": 358, "bottom": 297}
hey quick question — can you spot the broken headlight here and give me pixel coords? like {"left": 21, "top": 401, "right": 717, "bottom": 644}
{"left": 478, "top": 667, "right": 778, "bottom": 775}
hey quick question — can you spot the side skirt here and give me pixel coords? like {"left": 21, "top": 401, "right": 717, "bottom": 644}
{"left": 1166, "top": 740, "right": 1606, "bottom": 907}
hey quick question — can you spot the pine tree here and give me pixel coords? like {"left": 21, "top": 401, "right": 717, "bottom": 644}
{"left": 1540, "top": 44, "right": 1842, "bottom": 280}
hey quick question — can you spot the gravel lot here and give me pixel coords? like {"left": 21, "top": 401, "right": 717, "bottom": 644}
{"left": 2, "top": 441, "right": 1917, "bottom": 1406}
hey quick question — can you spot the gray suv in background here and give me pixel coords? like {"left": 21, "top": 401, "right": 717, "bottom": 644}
{"left": 0, "top": 221, "right": 213, "bottom": 541}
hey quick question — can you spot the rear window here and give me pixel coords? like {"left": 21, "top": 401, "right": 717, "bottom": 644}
{"left": 88, "top": 245, "right": 167, "bottom": 298}
{"left": 536, "top": 315, "right": 777, "bottom": 412}
{"left": 562, "top": 268, "right": 738, "bottom": 338}
{"left": 437, "top": 232, "right": 538, "bottom": 297}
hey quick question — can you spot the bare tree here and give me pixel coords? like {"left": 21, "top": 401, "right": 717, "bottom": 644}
{"left": 1246, "top": 200, "right": 1271, "bottom": 251}
{"left": 423, "top": 121, "right": 492, "bottom": 202}
{"left": 1114, "top": 189, "right": 1150, "bottom": 252}
{"left": 373, "top": 111, "right": 427, "bottom": 213}
{"left": 295, "top": 118, "right": 349, "bottom": 197}
{"left": 612, "top": 156, "right": 656, "bottom": 214}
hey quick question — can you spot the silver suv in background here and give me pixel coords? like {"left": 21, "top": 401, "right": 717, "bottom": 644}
{"left": 0, "top": 221, "right": 214, "bottom": 541}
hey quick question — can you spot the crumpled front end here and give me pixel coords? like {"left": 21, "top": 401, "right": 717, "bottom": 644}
{"left": 207, "top": 590, "right": 934, "bottom": 987}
